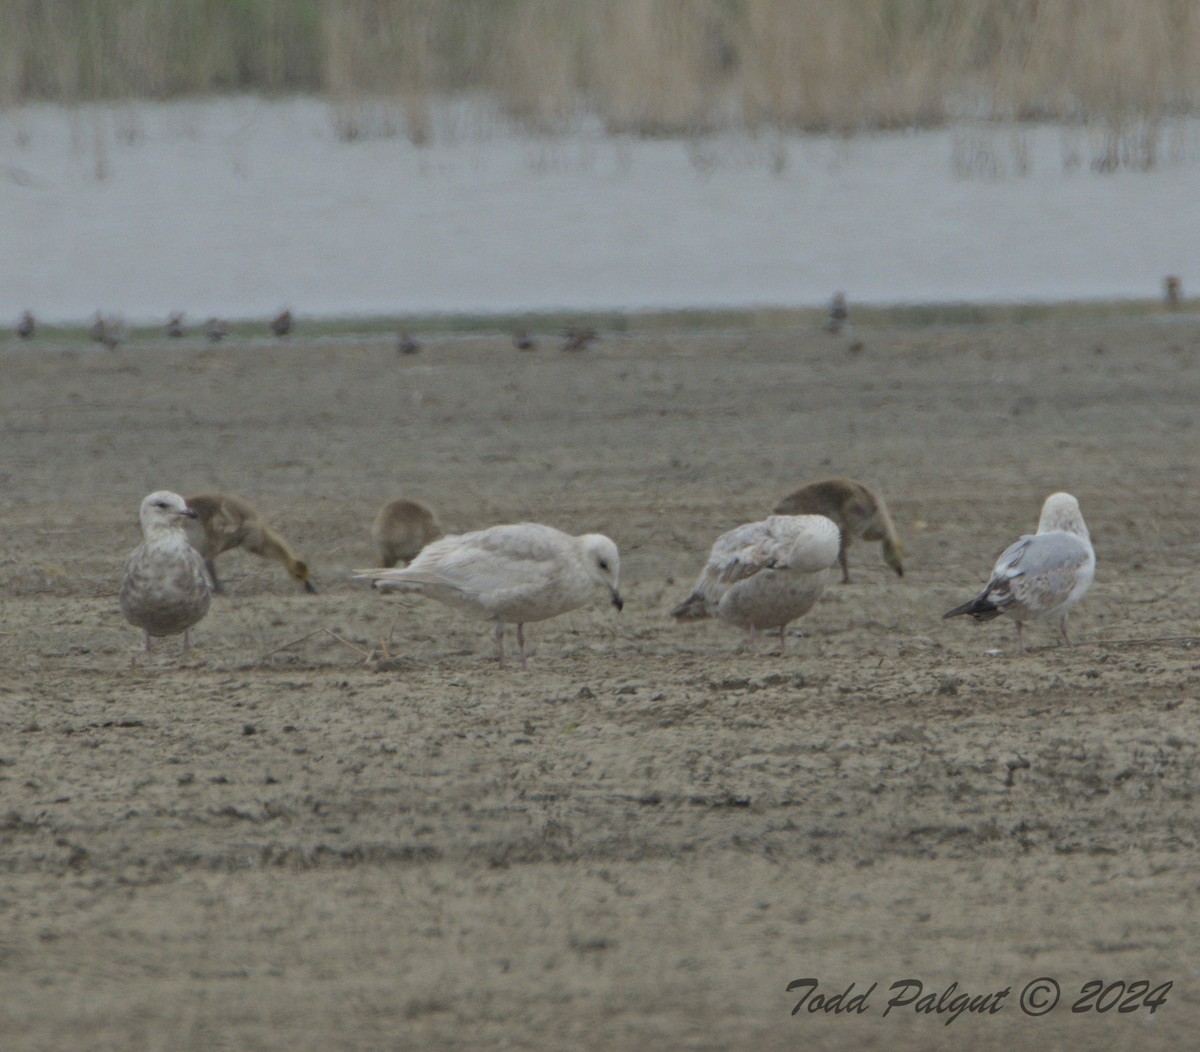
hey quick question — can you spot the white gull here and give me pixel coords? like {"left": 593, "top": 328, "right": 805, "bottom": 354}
{"left": 943, "top": 491, "right": 1095, "bottom": 653}
{"left": 355, "top": 522, "right": 623, "bottom": 668}
{"left": 671, "top": 514, "right": 841, "bottom": 652}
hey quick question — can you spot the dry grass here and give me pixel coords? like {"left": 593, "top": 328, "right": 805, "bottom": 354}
{"left": 3, "top": 0, "right": 1199, "bottom": 164}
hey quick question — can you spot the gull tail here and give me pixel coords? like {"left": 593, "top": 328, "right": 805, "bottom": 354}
{"left": 943, "top": 593, "right": 1003, "bottom": 622}
{"left": 671, "top": 592, "right": 710, "bottom": 621}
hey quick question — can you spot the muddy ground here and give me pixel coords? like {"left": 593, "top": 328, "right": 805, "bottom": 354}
{"left": 2, "top": 316, "right": 1199, "bottom": 1050}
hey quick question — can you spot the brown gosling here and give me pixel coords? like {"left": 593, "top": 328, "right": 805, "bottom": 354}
{"left": 561, "top": 327, "right": 598, "bottom": 352}
{"left": 773, "top": 477, "right": 904, "bottom": 584}
{"left": 165, "top": 311, "right": 185, "bottom": 338}
{"left": 120, "top": 491, "right": 211, "bottom": 654}
{"left": 271, "top": 309, "right": 292, "bottom": 337}
{"left": 398, "top": 332, "right": 421, "bottom": 355}
{"left": 16, "top": 310, "right": 35, "bottom": 338}
{"left": 513, "top": 329, "right": 536, "bottom": 351}
{"left": 371, "top": 498, "right": 444, "bottom": 568}
{"left": 183, "top": 493, "right": 316, "bottom": 594}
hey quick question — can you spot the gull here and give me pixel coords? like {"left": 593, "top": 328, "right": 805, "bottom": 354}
{"left": 371, "top": 498, "right": 443, "bottom": 568}
{"left": 943, "top": 492, "right": 1095, "bottom": 653}
{"left": 184, "top": 493, "right": 317, "bottom": 594}
{"left": 355, "top": 523, "right": 624, "bottom": 668}
{"left": 671, "top": 514, "right": 840, "bottom": 652}
{"left": 773, "top": 477, "right": 904, "bottom": 582}
{"left": 120, "top": 491, "right": 212, "bottom": 654}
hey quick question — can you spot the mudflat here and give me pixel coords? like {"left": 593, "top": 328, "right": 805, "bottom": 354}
{"left": 2, "top": 316, "right": 1198, "bottom": 1050}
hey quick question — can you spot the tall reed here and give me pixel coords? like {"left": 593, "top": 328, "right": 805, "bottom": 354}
{"left": 3, "top": 0, "right": 1198, "bottom": 165}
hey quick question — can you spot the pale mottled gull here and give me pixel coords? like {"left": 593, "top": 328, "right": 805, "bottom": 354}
{"left": 355, "top": 523, "right": 624, "bottom": 668}
{"left": 671, "top": 514, "right": 841, "bottom": 652}
{"left": 774, "top": 476, "right": 904, "bottom": 583}
{"left": 943, "top": 491, "right": 1095, "bottom": 653}
{"left": 119, "top": 491, "right": 212, "bottom": 654}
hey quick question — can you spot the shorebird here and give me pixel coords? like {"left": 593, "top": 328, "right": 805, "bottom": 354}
{"left": 16, "top": 310, "right": 35, "bottom": 338}
{"left": 561, "top": 327, "right": 598, "bottom": 352}
{"left": 165, "top": 312, "right": 186, "bottom": 338}
{"left": 826, "top": 291, "right": 848, "bottom": 334}
{"left": 271, "top": 309, "right": 292, "bottom": 337}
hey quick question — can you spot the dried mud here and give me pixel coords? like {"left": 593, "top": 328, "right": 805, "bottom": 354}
{"left": 2, "top": 317, "right": 1199, "bottom": 1049}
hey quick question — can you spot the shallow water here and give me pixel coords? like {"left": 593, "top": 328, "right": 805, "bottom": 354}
{"left": 1, "top": 97, "right": 1197, "bottom": 322}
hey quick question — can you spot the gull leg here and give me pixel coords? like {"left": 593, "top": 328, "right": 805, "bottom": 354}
{"left": 1015, "top": 621, "right": 1025, "bottom": 654}
{"left": 1058, "top": 615, "right": 1072, "bottom": 646}
{"left": 205, "top": 559, "right": 224, "bottom": 595}
{"left": 778, "top": 624, "right": 787, "bottom": 655}
{"left": 494, "top": 622, "right": 506, "bottom": 668}
{"left": 183, "top": 628, "right": 191, "bottom": 652}
{"left": 839, "top": 546, "right": 850, "bottom": 584}
{"left": 517, "top": 623, "right": 527, "bottom": 670}
{"left": 143, "top": 629, "right": 153, "bottom": 655}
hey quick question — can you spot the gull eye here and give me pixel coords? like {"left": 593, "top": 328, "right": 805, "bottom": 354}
{"left": 598, "top": 559, "right": 609, "bottom": 571}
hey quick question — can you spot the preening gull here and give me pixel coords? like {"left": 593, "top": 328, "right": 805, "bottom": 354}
{"left": 773, "top": 477, "right": 904, "bottom": 583}
{"left": 671, "top": 514, "right": 841, "bottom": 652}
{"left": 183, "top": 493, "right": 317, "bottom": 594}
{"left": 943, "top": 492, "right": 1095, "bottom": 652}
{"left": 371, "top": 498, "right": 443, "bottom": 568}
{"left": 355, "top": 522, "right": 624, "bottom": 668}
{"left": 119, "top": 491, "right": 212, "bottom": 654}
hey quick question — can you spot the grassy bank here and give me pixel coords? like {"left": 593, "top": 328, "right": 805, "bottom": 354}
{"left": 3, "top": 0, "right": 1198, "bottom": 156}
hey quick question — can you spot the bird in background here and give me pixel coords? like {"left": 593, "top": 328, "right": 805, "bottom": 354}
{"left": 826, "top": 291, "right": 848, "bottom": 334}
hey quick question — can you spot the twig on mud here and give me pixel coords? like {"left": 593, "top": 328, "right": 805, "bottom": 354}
{"left": 1085, "top": 635, "right": 1199, "bottom": 649}
{"left": 324, "top": 628, "right": 373, "bottom": 660}
{"left": 259, "top": 628, "right": 325, "bottom": 661}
